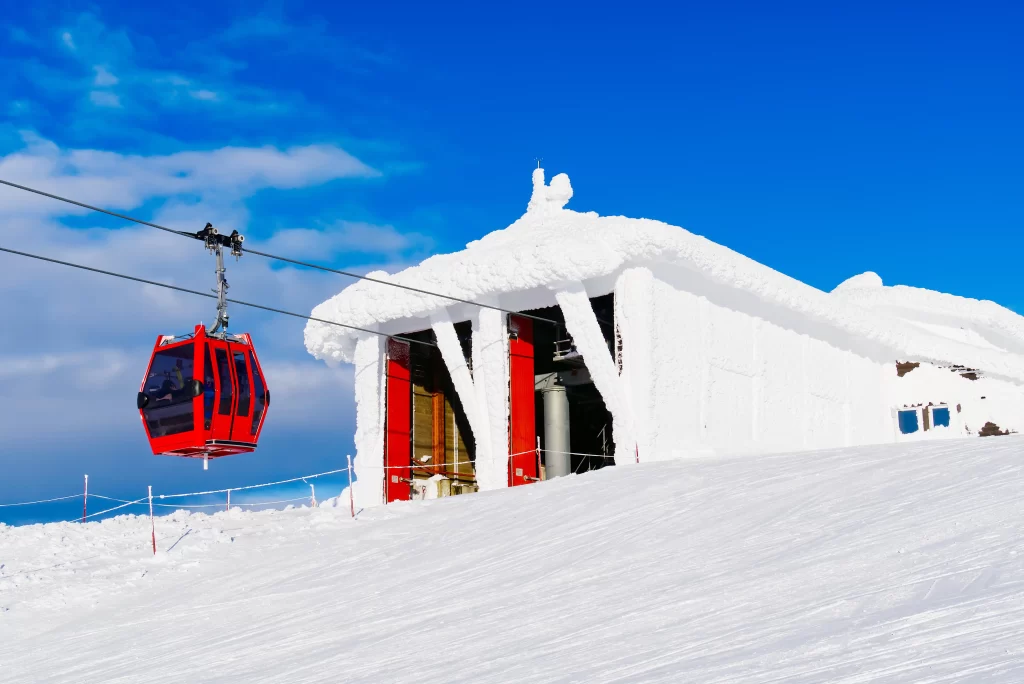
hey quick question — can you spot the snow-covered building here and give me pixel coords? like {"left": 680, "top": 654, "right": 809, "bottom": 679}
{"left": 305, "top": 169, "right": 1024, "bottom": 507}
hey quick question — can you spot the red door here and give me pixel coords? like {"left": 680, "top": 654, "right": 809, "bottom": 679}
{"left": 227, "top": 343, "right": 254, "bottom": 441}
{"left": 209, "top": 341, "right": 236, "bottom": 443}
{"left": 385, "top": 338, "right": 412, "bottom": 503}
{"left": 508, "top": 316, "right": 537, "bottom": 486}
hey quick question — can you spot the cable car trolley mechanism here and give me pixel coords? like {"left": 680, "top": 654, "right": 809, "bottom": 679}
{"left": 136, "top": 224, "right": 269, "bottom": 469}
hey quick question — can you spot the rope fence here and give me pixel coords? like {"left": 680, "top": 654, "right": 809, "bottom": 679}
{"left": 1, "top": 446, "right": 622, "bottom": 554}
{"left": 0, "top": 493, "right": 86, "bottom": 508}
{"left": 0, "top": 465, "right": 355, "bottom": 528}
{"left": 0, "top": 448, "right": 618, "bottom": 514}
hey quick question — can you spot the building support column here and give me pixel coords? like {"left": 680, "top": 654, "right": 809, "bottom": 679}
{"left": 554, "top": 282, "right": 638, "bottom": 464}
{"left": 351, "top": 334, "right": 386, "bottom": 508}
{"left": 473, "top": 307, "right": 510, "bottom": 491}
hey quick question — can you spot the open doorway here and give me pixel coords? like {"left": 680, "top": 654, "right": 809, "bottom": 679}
{"left": 521, "top": 293, "right": 616, "bottom": 478}
{"left": 387, "top": 324, "right": 478, "bottom": 501}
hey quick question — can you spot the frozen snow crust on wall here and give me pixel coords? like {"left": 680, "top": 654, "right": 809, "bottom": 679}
{"left": 305, "top": 168, "right": 1024, "bottom": 384}
{"left": 4, "top": 438, "right": 1024, "bottom": 682}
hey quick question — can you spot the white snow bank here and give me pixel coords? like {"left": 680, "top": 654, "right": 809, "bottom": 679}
{"left": 833, "top": 270, "right": 884, "bottom": 291}
{"left": 832, "top": 273, "right": 1024, "bottom": 358}
{"left": 4, "top": 437, "right": 1024, "bottom": 682}
{"left": 305, "top": 170, "right": 1024, "bottom": 384}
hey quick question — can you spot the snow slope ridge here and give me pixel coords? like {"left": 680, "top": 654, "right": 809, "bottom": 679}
{"left": 3, "top": 437, "right": 1024, "bottom": 683}
{"left": 833, "top": 272, "right": 1024, "bottom": 357}
{"left": 305, "top": 170, "right": 1024, "bottom": 384}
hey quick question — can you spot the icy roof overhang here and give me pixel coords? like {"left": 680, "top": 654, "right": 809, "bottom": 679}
{"left": 304, "top": 169, "right": 1024, "bottom": 385}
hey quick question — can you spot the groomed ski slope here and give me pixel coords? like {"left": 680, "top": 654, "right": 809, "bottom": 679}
{"left": 3, "top": 438, "right": 1024, "bottom": 683}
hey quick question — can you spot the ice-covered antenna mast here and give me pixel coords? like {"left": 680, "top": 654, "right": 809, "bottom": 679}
{"left": 194, "top": 222, "right": 244, "bottom": 338}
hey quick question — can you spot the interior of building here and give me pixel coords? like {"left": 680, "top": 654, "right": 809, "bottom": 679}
{"left": 523, "top": 293, "right": 616, "bottom": 478}
{"left": 387, "top": 324, "right": 478, "bottom": 501}
{"left": 383, "top": 294, "right": 616, "bottom": 502}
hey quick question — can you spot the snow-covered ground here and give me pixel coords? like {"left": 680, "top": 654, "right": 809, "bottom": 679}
{"left": 3, "top": 438, "right": 1024, "bottom": 683}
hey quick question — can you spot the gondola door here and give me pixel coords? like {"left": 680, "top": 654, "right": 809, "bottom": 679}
{"left": 227, "top": 343, "right": 254, "bottom": 441}
{"left": 208, "top": 340, "right": 236, "bottom": 443}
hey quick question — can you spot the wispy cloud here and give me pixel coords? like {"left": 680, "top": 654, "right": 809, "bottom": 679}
{"left": 89, "top": 90, "right": 121, "bottom": 108}
{"left": 0, "top": 136, "right": 425, "bottom": 456}
{"left": 214, "top": 12, "right": 395, "bottom": 71}
{"left": 0, "top": 133, "right": 380, "bottom": 216}
{"left": 92, "top": 65, "right": 118, "bottom": 86}
{"left": 256, "top": 222, "right": 434, "bottom": 261}
{"left": 2, "top": 12, "right": 331, "bottom": 142}
{"left": 0, "top": 10, "right": 423, "bottom": 500}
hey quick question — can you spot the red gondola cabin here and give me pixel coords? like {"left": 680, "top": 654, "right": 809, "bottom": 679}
{"left": 137, "top": 325, "right": 269, "bottom": 459}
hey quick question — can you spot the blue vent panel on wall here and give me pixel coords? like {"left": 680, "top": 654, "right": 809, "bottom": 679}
{"left": 898, "top": 409, "right": 919, "bottom": 434}
{"left": 932, "top": 407, "right": 951, "bottom": 428}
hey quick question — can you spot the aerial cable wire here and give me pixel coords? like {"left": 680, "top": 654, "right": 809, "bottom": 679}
{"left": 0, "top": 178, "right": 558, "bottom": 326}
{"left": 0, "top": 246, "right": 437, "bottom": 349}
{"left": 0, "top": 179, "right": 195, "bottom": 239}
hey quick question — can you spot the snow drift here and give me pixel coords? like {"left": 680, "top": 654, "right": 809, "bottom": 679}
{"left": 3, "top": 437, "right": 1024, "bottom": 682}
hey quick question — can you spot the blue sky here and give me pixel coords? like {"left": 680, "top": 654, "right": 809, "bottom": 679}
{"left": 1, "top": 2, "right": 1021, "bottom": 521}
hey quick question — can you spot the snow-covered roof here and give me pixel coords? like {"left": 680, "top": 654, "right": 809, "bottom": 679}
{"left": 304, "top": 169, "right": 1024, "bottom": 384}
{"left": 831, "top": 273, "right": 1024, "bottom": 358}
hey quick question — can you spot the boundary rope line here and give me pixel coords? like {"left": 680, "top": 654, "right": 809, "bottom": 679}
{"left": 233, "top": 496, "right": 312, "bottom": 507}
{"left": 154, "top": 496, "right": 313, "bottom": 509}
{"left": 155, "top": 467, "right": 349, "bottom": 500}
{"left": 92, "top": 494, "right": 314, "bottom": 509}
{"left": 0, "top": 493, "right": 82, "bottom": 507}
{"left": 0, "top": 179, "right": 558, "bottom": 326}
{"left": 0, "top": 450, "right": 616, "bottom": 511}
{"left": 0, "top": 468, "right": 350, "bottom": 512}
{"left": 82, "top": 498, "right": 147, "bottom": 520}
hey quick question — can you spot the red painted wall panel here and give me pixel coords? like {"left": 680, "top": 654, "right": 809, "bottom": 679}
{"left": 508, "top": 316, "right": 537, "bottom": 486}
{"left": 385, "top": 338, "right": 412, "bottom": 503}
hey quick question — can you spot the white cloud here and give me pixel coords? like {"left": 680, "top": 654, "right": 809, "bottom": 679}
{"left": 256, "top": 222, "right": 434, "bottom": 260}
{"left": 3, "top": 13, "right": 302, "bottom": 130}
{"left": 0, "top": 134, "right": 380, "bottom": 217}
{"left": 89, "top": 90, "right": 122, "bottom": 108}
{"left": 0, "top": 348, "right": 133, "bottom": 384}
{"left": 92, "top": 65, "right": 118, "bottom": 86}
{"left": 0, "top": 137, "right": 427, "bottom": 459}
